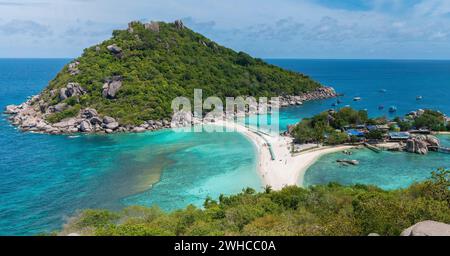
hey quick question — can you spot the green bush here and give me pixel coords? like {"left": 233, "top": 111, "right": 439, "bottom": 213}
{"left": 413, "top": 110, "right": 446, "bottom": 131}
{"left": 326, "top": 131, "right": 349, "bottom": 145}
{"left": 366, "top": 130, "right": 384, "bottom": 140}
{"left": 46, "top": 105, "right": 81, "bottom": 123}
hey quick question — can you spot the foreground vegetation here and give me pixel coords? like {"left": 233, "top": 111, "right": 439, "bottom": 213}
{"left": 61, "top": 169, "right": 449, "bottom": 236}
{"left": 40, "top": 21, "right": 321, "bottom": 125}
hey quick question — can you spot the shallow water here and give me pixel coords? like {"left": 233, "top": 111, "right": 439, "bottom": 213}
{"left": 303, "top": 136, "right": 450, "bottom": 189}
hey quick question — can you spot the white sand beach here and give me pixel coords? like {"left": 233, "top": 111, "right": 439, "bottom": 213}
{"left": 213, "top": 121, "right": 355, "bottom": 190}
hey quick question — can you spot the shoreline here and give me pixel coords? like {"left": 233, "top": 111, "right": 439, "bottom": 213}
{"left": 434, "top": 131, "right": 450, "bottom": 135}
{"left": 3, "top": 87, "right": 337, "bottom": 135}
{"left": 213, "top": 120, "right": 356, "bottom": 190}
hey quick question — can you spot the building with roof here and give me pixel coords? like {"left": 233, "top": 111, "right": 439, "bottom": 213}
{"left": 388, "top": 132, "right": 411, "bottom": 141}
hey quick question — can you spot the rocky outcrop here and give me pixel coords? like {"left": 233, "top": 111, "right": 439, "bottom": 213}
{"left": 49, "top": 102, "right": 69, "bottom": 113}
{"left": 68, "top": 61, "right": 80, "bottom": 76}
{"left": 127, "top": 21, "right": 140, "bottom": 33}
{"left": 145, "top": 21, "right": 160, "bottom": 32}
{"left": 102, "top": 76, "right": 123, "bottom": 99}
{"left": 5, "top": 97, "right": 175, "bottom": 135}
{"left": 81, "top": 108, "right": 98, "bottom": 119}
{"left": 107, "top": 44, "right": 122, "bottom": 54}
{"left": 401, "top": 221, "right": 450, "bottom": 236}
{"left": 4, "top": 105, "right": 19, "bottom": 114}
{"left": 426, "top": 135, "right": 440, "bottom": 148}
{"left": 102, "top": 116, "right": 119, "bottom": 130}
{"left": 406, "top": 135, "right": 441, "bottom": 155}
{"left": 279, "top": 87, "right": 337, "bottom": 107}
{"left": 79, "top": 120, "right": 92, "bottom": 133}
{"left": 59, "top": 83, "right": 86, "bottom": 101}
{"left": 337, "top": 159, "right": 359, "bottom": 165}
{"left": 107, "top": 44, "right": 123, "bottom": 58}
{"left": 174, "top": 20, "right": 184, "bottom": 30}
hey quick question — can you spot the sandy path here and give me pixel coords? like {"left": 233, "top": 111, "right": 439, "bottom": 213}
{"left": 212, "top": 121, "right": 355, "bottom": 190}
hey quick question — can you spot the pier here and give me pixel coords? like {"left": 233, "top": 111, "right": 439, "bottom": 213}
{"left": 438, "top": 147, "right": 450, "bottom": 154}
{"left": 364, "top": 143, "right": 382, "bottom": 153}
{"left": 249, "top": 128, "right": 276, "bottom": 161}
{"left": 429, "top": 146, "right": 450, "bottom": 154}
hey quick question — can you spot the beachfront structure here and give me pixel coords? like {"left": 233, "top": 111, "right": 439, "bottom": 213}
{"left": 346, "top": 129, "right": 366, "bottom": 137}
{"left": 409, "top": 129, "right": 431, "bottom": 135}
{"left": 367, "top": 125, "right": 390, "bottom": 132}
{"left": 388, "top": 132, "right": 411, "bottom": 141}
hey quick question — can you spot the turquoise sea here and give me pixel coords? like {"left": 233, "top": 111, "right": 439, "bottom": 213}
{"left": 0, "top": 59, "right": 449, "bottom": 235}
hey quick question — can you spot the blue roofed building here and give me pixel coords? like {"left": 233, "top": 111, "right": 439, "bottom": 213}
{"left": 346, "top": 129, "right": 365, "bottom": 137}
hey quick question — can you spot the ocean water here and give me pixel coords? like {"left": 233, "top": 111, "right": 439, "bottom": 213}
{"left": 265, "top": 59, "right": 450, "bottom": 188}
{"left": 303, "top": 142, "right": 450, "bottom": 190}
{"left": 0, "top": 59, "right": 449, "bottom": 235}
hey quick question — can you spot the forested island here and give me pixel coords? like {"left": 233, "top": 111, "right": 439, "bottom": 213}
{"left": 4, "top": 20, "right": 335, "bottom": 135}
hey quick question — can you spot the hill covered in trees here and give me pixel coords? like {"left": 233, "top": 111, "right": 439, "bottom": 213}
{"left": 59, "top": 169, "right": 449, "bottom": 236}
{"left": 33, "top": 20, "right": 323, "bottom": 126}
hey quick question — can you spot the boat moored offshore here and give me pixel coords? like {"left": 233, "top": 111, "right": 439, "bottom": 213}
{"left": 389, "top": 106, "right": 397, "bottom": 113}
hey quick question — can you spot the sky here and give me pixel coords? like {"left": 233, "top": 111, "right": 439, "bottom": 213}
{"left": 1, "top": 0, "right": 450, "bottom": 59}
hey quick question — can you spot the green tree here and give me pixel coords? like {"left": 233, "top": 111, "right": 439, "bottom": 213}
{"left": 326, "top": 131, "right": 349, "bottom": 145}
{"left": 366, "top": 130, "right": 384, "bottom": 140}
{"left": 413, "top": 110, "right": 446, "bottom": 131}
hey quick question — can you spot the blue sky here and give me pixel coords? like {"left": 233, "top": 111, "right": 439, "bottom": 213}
{"left": 1, "top": 0, "right": 450, "bottom": 59}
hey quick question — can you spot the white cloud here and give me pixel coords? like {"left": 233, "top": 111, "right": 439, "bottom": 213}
{"left": 0, "top": 0, "right": 449, "bottom": 58}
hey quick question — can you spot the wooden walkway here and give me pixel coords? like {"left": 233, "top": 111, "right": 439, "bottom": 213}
{"left": 249, "top": 128, "right": 276, "bottom": 161}
{"left": 438, "top": 147, "right": 450, "bottom": 154}
{"left": 364, "top": 143, "right": 382, "bottom": 153}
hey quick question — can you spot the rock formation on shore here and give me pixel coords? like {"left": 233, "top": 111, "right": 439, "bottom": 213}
{"left": 279, "top": 87, "right": 336, "bottom": 107}
{"left": 406, "top": 135, "right": 440, "bottom": 155}
{"left": 401, "top": 221, "right": 450, "bottom": 236}
{"left": 4, "top": 86, "right": 336, "bottom": 135}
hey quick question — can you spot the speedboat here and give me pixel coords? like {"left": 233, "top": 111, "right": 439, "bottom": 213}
{"left": 389, "top": 106, "right": 397, "bottom": 113}
{"left": 416, "top": 96, "right": 423, "bottom": 100}
{"left": 353, "top": 97, "right": 362, "bottom": 101}
{"left": 380, "top": 89, "right": 387, "bottom": 93}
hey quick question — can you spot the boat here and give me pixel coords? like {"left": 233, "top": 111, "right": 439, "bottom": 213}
{"left": 331, "top": 103, "right": 337, "bottom": 107}
{"left": 337, "top": 99, "right": 342, "bottom": 104}
{"left": 378, "top": 105, "right": 384, "bottom": 110}
{"left": 379, "top": 89, "right": 387, "bottom": 93}
{"left": 416, "top": 96, "right": 423, "bottom": 100}
{"left": 389, "top": 106, "right": 397, "bottom": 113}
{"left": 353, "top": 97, "right": 362, "bottom": 101}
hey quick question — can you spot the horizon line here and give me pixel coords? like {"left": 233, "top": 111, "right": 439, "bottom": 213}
{"left": 1, "top": 57, "right": 450, "bottom": 61}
